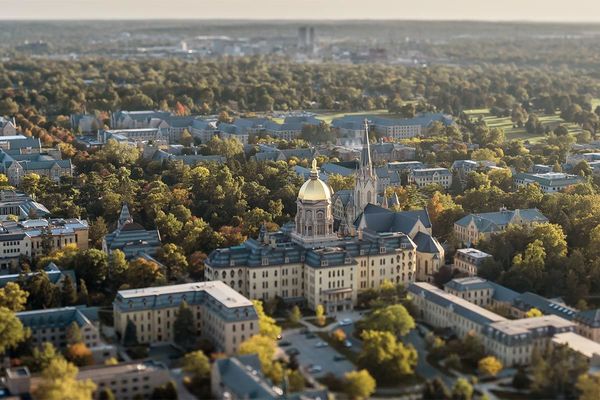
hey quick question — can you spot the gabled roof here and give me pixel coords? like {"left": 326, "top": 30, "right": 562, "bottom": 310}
{"left": 356, "top": 203, "right": 431, "bottom": 234}
{"left": 413, "top": 231, "right": 443, "bottom": 254}
{"left": 574, "top": 309, "right": 600, "bottom": 328}
{"left": 454, "top": 208, "right": 548, "bottom": 231}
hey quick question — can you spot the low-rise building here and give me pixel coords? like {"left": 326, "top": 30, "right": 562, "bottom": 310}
{"left": 113, "top": 280, "right": 259, "bottom": 354}
{"left": 102, "top": 204, "right": 161, "bottom": 259}
{"left": 6, "top": 360, "right": 170, "bottom": 400}
{"left": 0, "top": 116, "right": 17, "bottom": 136}
{"left": 70, "top": 114, "right": 103, "bottom": 133}
{"left": 0, "top": 190, "right": 49, "bottom": 220}
{"left": 0, "top": 218, "right": 88, "bottom": 269}
{"left": 453, "top": 248, "right": 492, "bottom": 276}
{"left": 454, "top": 208, "right": 549, "bottom": 245}
{"left": 370, "top": 142, "right": 416, "bottom": 163}
{"left": 511, "top": 292, "right": 577, "bottom": 320}
{"left": 408, "top": 167, "right": 452, "bottom": 189}
{"left": 372, "top": 113, "right": 454, "bottom": 140}
{"left": 98, "top": 128, "right": 167, "bottom": 145}
{"left": 444, "top": 277, "right": 520, "bottom": 308}
{"left": 574, "top": 309, "right": 600, "bottom": 343}
{"left": 212, "top": 354, "right": 328, "bottom": 400}
{"left": 190, "top": 118, "right": 218, "bottom": 143}
{"left": 552, "top": 332, "right": 600, "bottom": 368}
{"left": 514, "top": 172, "right": 583, "bottom": 193}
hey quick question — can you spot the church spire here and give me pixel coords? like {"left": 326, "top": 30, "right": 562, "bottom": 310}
{"left": 361, "top": 119, "right": 373, "bottom": 172}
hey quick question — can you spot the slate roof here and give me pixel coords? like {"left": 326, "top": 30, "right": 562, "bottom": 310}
{"left": 512, "top": 292, "right": 577, "bottom": 320}
{"left": 444, "top": 277, "right": 520, "bottom": 303}
{"left": 413, "top": 231, "right": 443, "bottom": 254}
{"left": 17, "top": 306, "right": 99, "bottom": 330}
{"left": 454, "top": 208, "right": 548, "bottom": 231}
{"left": 408, "top": 282, "right": 507, "bottom": 326}
{"left": 514, "top": 172, "right": 583, "bottom": 187}
{"left": 0, "top": 262, "right": 75, "bottom": 288}
{"left": 356, "top": 203, "right": 432, "bottom": 233}
{"left": 574, "top": 309, "right": 600, "bottom": 328}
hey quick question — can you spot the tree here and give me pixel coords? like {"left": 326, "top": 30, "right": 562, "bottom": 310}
{"left": 65, "top": 342, "right": 94, "bottom": 367}
{"left": 358, "top": 304, "right": 415, "bottom": 337}
{"left": 423, "top": 378, "right": 451, "bottom": 400}
{"left": 151, "top": 381, "right": 178, "bottom": 400}
{"left": 331, "top": 328, "right": 347, "bottom": 343}
{"left": 252, "top": 300, "right": 281, "bottom": 340}
{"left": 98, "top": 388, "right": 116, "bottom": 400}
{"left": 573, "top": 160, "right": 593, "bottom": 177}
{"left": 315, "top": 304, "right": 326, "bottom": 327}
{"left": 344, "top": 369, "right": 376, "bottom": 400}
{"left": 61, "top": 275, "right": 78, "bottom": 306}
{"left": 66, "top": 321, "right": 83, "bottom": 345}
{"left": 123, "top": 319, "right": 138, "bottom": 347}
{"left": 33, "top": 358, "right": 96, "bottom": 400}
{"left": 0, "top": 282, "right": 28, "bottom": 311}
{"left": 478, "top": 356, "right": 503, "bottom": 377}
{"left": 77, "top": 279, "right": 89, "bottom": 305}
{"left": 358, "top": 330, "right": 418, "bottom": 384}
{"left": 576, "top": 373, "right": 600, "bottom": 400}
{"left": 157, "top": 243, "right": 189, "bottom": 280}
{"left": 289, "top": 305, "right": 302, "bottom": 324}
{"left": 238, "top": 335, "right": 280, "bottom": 382}
{"left": 452, "top": 378, "right": 473, "bottom": 400}
{"left": 182, "top": 350, "right": 210, "bottom": 381}
{"left": 126, "top": 257, "right": 166, "bottom": 288}
{"left": 173, "top": 301, "right": 196, "bottom": 349}
{"left": 73, "top": 249, "right": 109, "bottom": 290}
{"left": 0, "top": 307, "right": 27, "bottom": 354}
{"left": 89, "top": 217, "right": 108, "bottom": 248}
{"left": 32, "top": 342, "right": 64, "bottom": 372}
{"left": 525, "top": 308, "right": 543, "bottom": 318}
{"left": 180, "top": 129, "right": 193, "bottom": 146}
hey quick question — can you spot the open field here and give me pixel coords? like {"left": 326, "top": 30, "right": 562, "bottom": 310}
{"left": 464, "top": 108, "right": 581, "bottom": 143}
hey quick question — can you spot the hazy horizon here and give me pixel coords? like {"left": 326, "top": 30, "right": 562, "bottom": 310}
{"left": 1, "top": 0, "right": 600, "bottom": 22}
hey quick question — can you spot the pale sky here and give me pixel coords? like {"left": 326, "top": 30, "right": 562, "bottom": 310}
{"left": 1, "top": 0, "right": 600, "bottom": 21}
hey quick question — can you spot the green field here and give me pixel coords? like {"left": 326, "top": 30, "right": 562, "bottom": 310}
{"left": 314, "top": 109, "right": 398, "bottom": 124}
{"left": 465, "top": 108, "right": 581, "bottom": 143}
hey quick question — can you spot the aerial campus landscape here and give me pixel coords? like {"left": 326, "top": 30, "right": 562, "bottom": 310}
{"left": 3, "top": 1, "right": 600, "bottom": 400}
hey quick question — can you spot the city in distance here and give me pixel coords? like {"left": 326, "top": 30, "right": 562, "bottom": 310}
{"left": 0, "top": 4, "right": 599, "bottom": 400}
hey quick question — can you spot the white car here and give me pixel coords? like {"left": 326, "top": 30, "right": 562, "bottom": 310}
{"left": 308, "top": 365, "right": 323, "bottom": 373}
{"left": 338, "top": 318, "right": 353, "bottom": 326}
{"left": 315, "top": 341, "right": 328, "bottom": 348}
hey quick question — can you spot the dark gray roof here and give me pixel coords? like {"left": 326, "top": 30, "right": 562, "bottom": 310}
{"left": 574, "top": 309, "right": 600, "bottom": 328}
{"left": 356, "top": 203, "right": 432, "bottom": 233}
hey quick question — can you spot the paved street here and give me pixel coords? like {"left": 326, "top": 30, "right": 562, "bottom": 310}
{"left": 282, "top": 330, "right": 355, "bottom": 378}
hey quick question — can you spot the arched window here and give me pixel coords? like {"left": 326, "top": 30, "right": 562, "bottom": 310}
{"left": 221, "top": 271, "right": 226, "bottom": 279}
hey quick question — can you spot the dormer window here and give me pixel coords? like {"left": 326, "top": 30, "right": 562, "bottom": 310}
{"left": 261, "top": 257, "right": 269, "bottom": 266}
{"left": 379, "top": 247, "right": 386, "bottom": 254}
{"left": 321, "top": 260, "right": 328, "bottom": 267}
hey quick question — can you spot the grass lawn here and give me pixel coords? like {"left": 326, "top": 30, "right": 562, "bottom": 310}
{"left": 304, "top": 317, "right": 336, "bottom": 327}
{"left": 464, "top": 108, "right": 581, "bottom": 143}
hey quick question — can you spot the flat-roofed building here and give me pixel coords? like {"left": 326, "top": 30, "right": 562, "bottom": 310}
{"left": 514, "top": 172, "right": 583, "bottom": 193}
{"left": 483, "top": 316, "right": 576, "bottom": 366}
{"left": 113, "top": 280, "right": 259, "bottom": 354}
{"left": 454, "top": 248, "right": 492, "bottom": 276}
{"left": 552, "top": 331, "right": 600, "bottom": 368}
{"left": 6, "top": 360, "right": 170, "bottom": 400}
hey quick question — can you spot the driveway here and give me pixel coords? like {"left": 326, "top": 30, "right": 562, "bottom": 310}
{"left": 282, "top": 330, "right": 355, "bottom": 378}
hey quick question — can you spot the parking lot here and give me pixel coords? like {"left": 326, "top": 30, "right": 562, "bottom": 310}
{"left": 282, "top": 330, "right": 356, "bottom": 378}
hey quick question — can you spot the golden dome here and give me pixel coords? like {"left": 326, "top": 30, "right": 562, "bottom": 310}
{"left": 297, "top": 159, "right": 333, "bottom": 202}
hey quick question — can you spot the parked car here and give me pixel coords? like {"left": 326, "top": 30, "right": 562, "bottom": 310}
{"left": 343, "top": 340, "right": 352, "bottom": 348}
{"left": 279, "top": 341, "right": 292, "bottom": 347}
{"left": 306, "top": 332, "right": 316, "bottom": 339}
{"left": 333, "top": 355, "right": 346, "bottom": 362}
{"left": 338, "top": 318, "right": 353, "bottom": 326}
{"left": 315, "top": 341, "right": 328, "bottom": 348}
{"left": 308, "top": 365, "right": 323, "bottom": 373}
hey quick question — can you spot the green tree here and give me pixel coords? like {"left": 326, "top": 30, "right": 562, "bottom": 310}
{"left": 358, "top": 304, "right": 415, "bottom": 337}
{"left": 123, "top": 319, "right": 138, "bottom": 347}
{"left": 32, "top": 342, "right": 64, "bottom": 372}
{"left": 66, "top": 321, "right": 83, "bottom": 345}
{"left": 89, "top": 217, "right": 108, "bottom": 248}
{"left": 98, "top": 388, "right": 116, "bottom": 400}
{"left": 77, "top": 279, "right": 89, "bottom": 306}
{"left": 0, "top": 282, "right": 28, "bottom": 311}
{"left": 157, "top": 243, "right": 189, "bottom": 280}
{"left": 288, "top": 369, "right": 306, "bottom": 392}
{"left": 289, "top": 305, "right": 302, "bottom": 324}
{"left": 61, "top": 275, "right": 78, "bottom": 306}
{"left": 151, "top": 381, "right": 178, "bottom": 400}
{"left": 252, "top": 300, "right": 282, "bottom": 340}
{"left": 423, "top": 378, "right": 451, "bottom": 400}
{"left": 358, "top": 330, "right": 418, "bottom": 384}
{"left": 126, "top": 257, "right": 166, "bottom": 288}
{"left": 173, "top": 301, "right": 196, "bottom": 349}
{"left": 182, "top": 350, "right": 210, "bottom": 382}
{"left": 344, "top": 369, "right": 376, "bottom": 400}
{"left": 0, "top": 307, "right": 27, "bottom": 354}
{"left": 33, "top": 358, "right": 96, "bottom": 400}
{"left": 452, "top": 378, "right": 473, "bottom": 400}
{"left": 576, "top": 373, "right": 600, "bottom": 400}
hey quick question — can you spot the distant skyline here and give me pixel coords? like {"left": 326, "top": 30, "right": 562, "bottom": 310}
{"left": 1, "top": 0, "right": 600, "bottom": 22}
